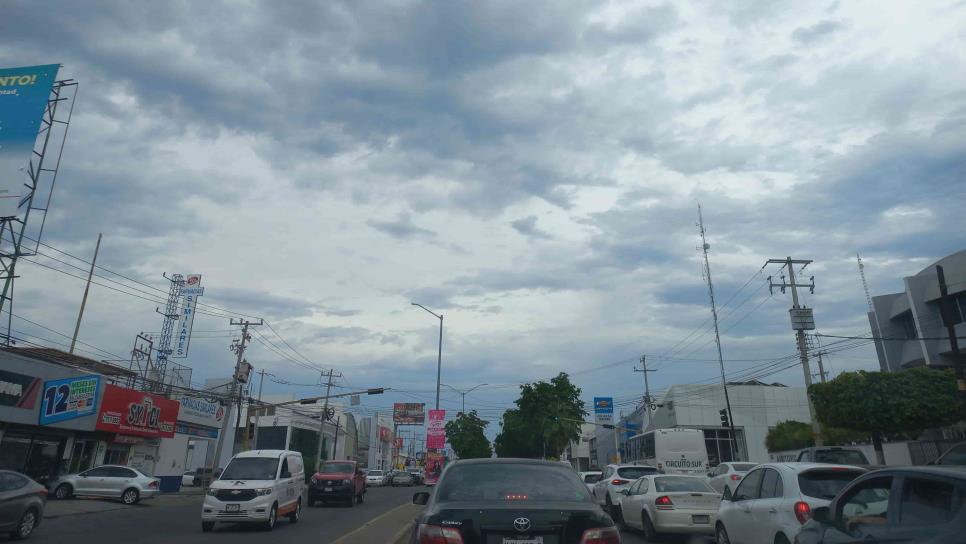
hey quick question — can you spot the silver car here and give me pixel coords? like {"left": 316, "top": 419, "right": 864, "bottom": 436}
{"left": 0, "top": 470, "right": 46, "bottom": 540}
{"left": 47, "top": 465, "right": 160, "bottom": 505}
{"left": 390, "top": 471, "right": 414, "bottom": 487}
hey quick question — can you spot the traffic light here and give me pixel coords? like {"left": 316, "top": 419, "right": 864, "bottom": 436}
{"left": 719, "top": 409, "right": 730, "bottom": 427}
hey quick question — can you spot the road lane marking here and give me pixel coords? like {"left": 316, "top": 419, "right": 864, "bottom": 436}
{"left": 328, "top": 501, "right": 415, "bottom": 544}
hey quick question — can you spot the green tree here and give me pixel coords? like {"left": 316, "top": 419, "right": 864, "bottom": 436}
{"left": 494, "top": 373, "right": 587, "bottom": 459}
{"left": 444, "top": 410, "right": 493, "bottom": 459}
{"left": 810, "top": 367, "right": 962, "bottom": 464}
{"left": 765, "top": 420, "right": 867, "bottom": 452}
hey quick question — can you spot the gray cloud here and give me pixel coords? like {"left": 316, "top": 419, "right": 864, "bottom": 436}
{"left": 510, "top": 216, "right": 553, "bottom": 240}
{"left": 367, "top": 212, "right": 436, "bottom": 240}
{"left": 792, "top": 20, "right": 844, "bottom": 44}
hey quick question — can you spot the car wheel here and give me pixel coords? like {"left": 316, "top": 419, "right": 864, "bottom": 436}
{"left": 641, "top": 511, "right": 660, "bottom": 542}
{"left": 716, "top": 523, "right": 731, "bottom": 544}
{"left": 121, "top": 488, "right": 140, "bottom": 505}
{"left": 288, "top": 500, "right": 301, "bottom": 523}
{"left": 605, "top": 495, "right": 621, "bottom": 524}
{"left": 774, "top": 534, "right": 791, "bottom": 544}
{"left": 55, "top": 483, "right": 72, "bottom": 500}
{"left": 201, "top": 522, "right": 215, "bottom": 533}
{"left": 357, "top": 490, "right": 364, "bottom": 504}
{"left": 346, "top": 494, "right": 354, "bottom": 508}
{"left": 11, "top": 508, "right": 38, "bottom": 540}
{"left": 263, "top": 504, "right": 277, "bottom": 531}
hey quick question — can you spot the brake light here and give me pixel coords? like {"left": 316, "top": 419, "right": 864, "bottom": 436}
{"left": 730, "top": 474, "right": 742, "bottom": 481}
{"left": 579, "top": 526, "right": 621, "bottom": 544}
{"left": 610, "top": 479, "right": 629, "bottom": 486}
{"left": 794, "top": 501, "right": 811, "bottom": 524}
{"left": 657, "top": 462, "right": 663, "bottom": 472}
{"left": 418, "top": 524, "right": 464, "bottom": 544}
{"left": 505, "top": 494, "right": 528, "bottom": 500}
{"left": 149, "top": 480, "right": 159, "bottom": 488}
{"left": 655, "top": 495, "right": 674, "bottom": 510}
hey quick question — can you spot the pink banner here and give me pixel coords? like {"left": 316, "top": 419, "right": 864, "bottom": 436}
{"left": 426, "top": 409, "right": 446, "bottom": 449}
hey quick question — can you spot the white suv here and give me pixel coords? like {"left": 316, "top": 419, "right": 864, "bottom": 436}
{"left": 715, "top": 462, "right": 866, "bottom": 544}
{"left": 592, "top": 464, "right": 658, "bottom": 519}
{"left": 202, "top": 450, "right": 305, "bottom": 532}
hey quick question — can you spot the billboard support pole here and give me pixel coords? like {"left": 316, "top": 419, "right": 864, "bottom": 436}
{"left": 0, "top": 77, "right": 78, "bottom": 346}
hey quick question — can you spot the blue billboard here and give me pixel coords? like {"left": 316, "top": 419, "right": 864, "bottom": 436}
{"left": 38, "top": 374, "right": 100, "bottom": 425}
{"left": 0, "top": 64, "right": 59, "bottom": 218}
{"left": 593, "top": 396, "right": 614, "bottom": 425}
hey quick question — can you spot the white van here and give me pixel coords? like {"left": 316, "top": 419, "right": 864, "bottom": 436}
{"left": 201, "top": 449, "right": 305, "bottom": 532}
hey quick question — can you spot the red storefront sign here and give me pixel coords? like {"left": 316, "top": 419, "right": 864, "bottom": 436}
{"left": 95, "top": 384, "right": 180, "bottom": 438}
{"left": 379, "top": 426, "right": 392, "bottom": 442}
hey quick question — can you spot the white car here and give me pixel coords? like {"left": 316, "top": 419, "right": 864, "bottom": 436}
{"left": 619, "top": 474, "right": 720, "bottom": 541}
{"left": 578, "top": 471, "right": 602, "bottom": 493}
{"left": 365, "top": 469, "right": 386, "bottom": 486}
{"left": 592, "top": 463, "right": 659, "bottom": 519}
{"left": 715, "top": 462, "right": 866, "bottom": 544}
{"left": 182, "top": 471, "right": 197, "bottom": 487}
{"left": 202, "top": 449, "right": 305, "bottom": 532}
{"left": 707, "top": 462, "right": 758, "bottom": 495}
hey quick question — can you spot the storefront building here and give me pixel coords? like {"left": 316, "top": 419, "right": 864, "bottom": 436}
{"left": 153, "top": 395, "right": 223, "bottom": 491}
{"left": 92, "top": 384, "right": 180, "bottom": 480}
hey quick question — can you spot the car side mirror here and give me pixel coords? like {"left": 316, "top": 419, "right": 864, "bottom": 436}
{"left": 413, "top": 492, "right": 430, "bottom": 505}
{"left": 812, "top": 506, "right": 832, "bottom": 524}
{"left": 707, "top": 472, "right": 714, "bottom": 478}
{"left": 620, "top": 489, "right": 630, "bottom": 496}
{"left": 722, "top": 487, "right": 733, "bottom": 501}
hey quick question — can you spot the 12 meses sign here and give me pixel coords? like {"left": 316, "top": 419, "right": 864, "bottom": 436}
{"left": 95, "top": 385, "right": 180, "bottom": 438}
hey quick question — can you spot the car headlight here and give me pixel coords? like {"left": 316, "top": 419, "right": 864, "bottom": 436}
{"left": 207, "top": 488, "right": 218, "bottom": 496}
{"left": 342, "top": 479, "right": 352, "bottom": 485}
{"left": 256, "top": 488, "right": 272, "bottom": 496}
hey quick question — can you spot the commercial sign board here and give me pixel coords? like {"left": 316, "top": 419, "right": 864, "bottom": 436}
{"left": 424, "top": 452, "right": 444, "bottom": 486}
{"left": 175, "top": 422, "right": 219, "bottom": 439}
{"left": 394, "top": 437, "right": 404, "bottom": 449}
{"left": 378, "top": 426, "right": 392, "bottom": 443}
{"left": 392, "top": 402, "right": 425, "bottom": 424}
{"left": 426, "top": 409, "right": 446, "bottom": 449}
{"left": 177, "top": 395, "right": 224, "bottom": 428}
{"left": 593, "top": 397, "right": 614, "bottom": 426}
{"left": 174, "top": 274, "right": 202, "bottom": 358}
{"left": 38, "top": 375, "right": 100, "bottom": 425}
{"left": 0, "top": 368, "right": 41, "bottom": 408}
{"left": 95, "top": 384, "right": 180, "bottom": 438}
{"left": 0, "top": 65, "right": 59, "bottom": 218}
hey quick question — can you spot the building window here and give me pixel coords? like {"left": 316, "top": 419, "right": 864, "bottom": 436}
{"left": 898, "top": 313, "right": 918, "bottom": 339}
{"left": 951, "top": 293, "right": 966, "bottom": 325}
{"left": 703, "top": 428, "right": 746, "bottom": 464}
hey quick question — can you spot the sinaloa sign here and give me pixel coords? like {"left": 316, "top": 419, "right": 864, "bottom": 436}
{"left": 0, "top": 65, "right": 59, "bottom": 218}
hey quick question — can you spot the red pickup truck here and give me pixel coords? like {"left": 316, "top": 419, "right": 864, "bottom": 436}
{"left": 309, "top": 460, "right": 366, "bottom": 506}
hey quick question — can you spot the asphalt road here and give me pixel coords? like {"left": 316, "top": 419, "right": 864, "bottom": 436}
{"left": 16, "top": 485, "right": 418, "bottom": 544}
{"left": 618, "top": 524, "right": 714, "bottom": 544}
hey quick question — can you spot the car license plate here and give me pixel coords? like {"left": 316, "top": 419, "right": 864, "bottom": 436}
{"left": 503, "top": 538, "right": 543, "bottom": 544}
{"left": 324, "top": 487, "right": 333, "bottom": 492}
{"left": 692, "top": 514, "right": 710, "bottom": 524}
{"left": 226, "top": 504, "right": 240, "bottom": 512}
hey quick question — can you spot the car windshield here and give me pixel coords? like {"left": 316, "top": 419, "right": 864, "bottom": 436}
{"left": 798, "top": 470, "right": 865, "bottom": 499}
{"left": 654, "top": 476, "right": 714, "bottom": 492}
{"left": 814, "top": 450, "right": 868, "bottom": 464}
{"left": 732, "top": 464, "right": 757, "bottom": 472}
{"left": 220, "top": 457, "right": 279, "bottom": 481}
{"left": 368, "top": 470, "right": 383, "bottom": 476}
{"left": 437, "top": 463, "right": 590, "bottom": 503}
{"left": 322, "top": 462, "right": 355, "bottom": 473}
{"left": 938, "top": 445, "right": 966, "bottom": 465}
{"left": 584, "top": 474, "right": 601, "bottom": 483}
{"left": 618, "top": 467, "right": 657, "bottom": 479}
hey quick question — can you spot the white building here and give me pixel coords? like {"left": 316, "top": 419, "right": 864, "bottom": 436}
{"left": 563, "top": 423, "right": 598, "bottom": 471}
{"left": 645, "top": 381, "right": 812, "bottom": 464}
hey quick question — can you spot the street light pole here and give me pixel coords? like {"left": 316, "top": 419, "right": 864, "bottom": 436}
{"left": 411, "top": 303, "right": 444, "bottom": 410}
{"left": 441, "top": 383, "right": 488, "bottom": 414}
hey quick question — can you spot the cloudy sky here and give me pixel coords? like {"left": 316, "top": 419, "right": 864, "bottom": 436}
{"left": 4, "top": 0, "right": 966, "bottom": 438}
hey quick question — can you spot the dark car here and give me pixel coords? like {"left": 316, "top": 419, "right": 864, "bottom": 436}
{"left": 409, "top": 458, "right": 620, "bottom": 544}
{"left": 0, "top": 470, "right": 46, "bottom": 540}
{"left": 309, "top": 460, "right": 366, "bottom": 506}
{"left": 934, "top": 442, "right": 966, "bottom": 466}
{"left": 796, "top": 466, "right": 966, "bottom": 544}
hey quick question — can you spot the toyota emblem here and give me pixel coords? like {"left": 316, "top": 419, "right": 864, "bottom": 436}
{"left": 513, "top": 517, "right": 531, "bottom": 532}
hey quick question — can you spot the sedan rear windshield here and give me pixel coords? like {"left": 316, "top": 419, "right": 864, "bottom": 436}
{"left": 654, "top": 476, "right": 714, "bottom": 493}
{"left": 798, "top": 470, "right": 865, "bottom": 500}
{"left": 732, "top": 464, "right": 757, "bottom": 472}
{"left": 437, "top": 464, "right": 590, "bottom": 503}
{"left": 813, "top": 450, "right": 868, "bottom": 464}
{"left": 322, "top": 462, "right": 355, "bottom": 473}
{"left": 220, "top": 458, "right": 279, "bottom": 481}
{"left": 618, "top": 467, "right": 657, "bottom": 480}
{"left": 367, "top": 470, "right": 383, "bottom": 476}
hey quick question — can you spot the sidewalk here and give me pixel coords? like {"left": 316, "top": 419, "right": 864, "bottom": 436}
{"left": 44, "top": 493, "right": 202, "bottom": 519}
{"left": 328, "top": 502, "right": 421, "bottom": 544}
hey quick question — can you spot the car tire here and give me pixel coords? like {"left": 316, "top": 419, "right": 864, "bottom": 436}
{"left": 641, "top": 511, "right": 660, "bottom": 542}
{"left": 263, "top": 503, "right": 277, "bottom": 531}
{"left": 774, "top": 534, "right": 791, "bottom": 544}
{"left": 605, "top": 495, "right": 621, "bottom": 524}
{"left": 201, "top": 522, "right": 215, "bottom": 533}
{"left": 121, "top": 488, "right": 140, "bottom": 505}
{"left": 357, "top": 490, "right": 364, "bottom": 504}
{"left": 288, "top": 500, "right": 301, "bottom": 523}
{"left": 716, "top": 523, "right": 731, "bottom": 544}
{"left": 10, "top": 507, "right": 39, "bottom": 540}
{"left": 54, "top": 483, "right": 72, "bottom": 500}
{"left": 346, "top": 494, "right": 354, "bottom": 508}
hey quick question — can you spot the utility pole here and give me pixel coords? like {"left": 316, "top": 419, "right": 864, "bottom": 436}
{"left": 411, "top": 303, "right": 444, "bottom": 410}
{"left": 816, "top": 352, "right": 828, "bottom": 383}
{"left": 767, "top": 256, "right": 823, "bottom": 446}
{"left": 313, "top": 369, "right": 341, "bottom": 470}
{"left": 937, "top": 265, "right": 966, "bottom": 400}
{"left": 207, "top": 318, "right": 261, "bottom": 490}
{"left": 698, "top": 205, "right": 738, "bottom": 461}
{"left": 70, "top": 233, "right": 101, "bottom": 354}
{"left": 633, "top": 355, "right": 656, "bottom": 431}
{"left": 246, "top": 369, "right": 266, "bottom": 451}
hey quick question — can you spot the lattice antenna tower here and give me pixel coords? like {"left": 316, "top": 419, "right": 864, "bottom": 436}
{"left": 0, "top": 77, "right": 79, "bottom": 345}
{"left": 153, "top": 273, "right": 185, "bottom": 392}
{"left": 857, "top": 253, "right": 873, "bottom": 313}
